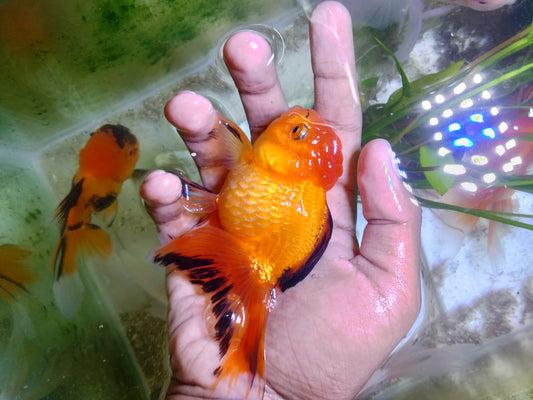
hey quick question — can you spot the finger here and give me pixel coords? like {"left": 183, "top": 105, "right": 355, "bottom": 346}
{"left": 164, "top": 91, "right": 233, "bottom": 191}
{"left": 223, "top": 31, "right": 288, "bottom": 141}
{"left": 140, "top": 170, "right": 201, "bottom": 244}
{"left": 309, "top": 1, "right": 361, "bottom": 246}
{"left": 357, "top": 139, "right": 422, "bottom": 290}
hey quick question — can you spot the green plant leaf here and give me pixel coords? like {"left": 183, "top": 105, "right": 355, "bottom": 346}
{"left": 419, "top": 145, "right": 455, "bottom": 195}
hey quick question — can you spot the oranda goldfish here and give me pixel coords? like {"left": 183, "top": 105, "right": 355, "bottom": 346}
{"left": 52, "top": 124, "right": 139, "bottom": 280}
{"left": 155, "top": 106, "right": 343, "bottom": 387}
{"left": 0, "top": 244, "right": 33, "bottom": 301}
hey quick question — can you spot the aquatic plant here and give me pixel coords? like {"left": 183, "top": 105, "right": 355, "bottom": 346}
{"left": 362, "top": 22, "right": 533, "bottom": 231}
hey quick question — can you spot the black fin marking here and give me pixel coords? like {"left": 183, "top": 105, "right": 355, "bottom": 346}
{"left": 223, "top": 121, "right": 244, "bottom": 143}
{"left": 277, "top": 208, "right": 333, "bottom": 292}
{"left": 90, "top": 194, "right": 117, "bottom": 212}
{"left": 55, "top": 178, "right": 84, "bottom": 229}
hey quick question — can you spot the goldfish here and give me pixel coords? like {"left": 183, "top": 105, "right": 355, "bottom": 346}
{"left": 0, "top": 244, "right": 33, "bottom": 301}
{"left": 154, "top": 106, "right": 343, "bottom": 387}
{"left": 52, "top": 124, "right": 139, "bottom": 280}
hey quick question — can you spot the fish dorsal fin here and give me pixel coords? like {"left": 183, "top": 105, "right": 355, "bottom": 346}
{"left": 154, "top": 226, "right": 269, "bottom": 389}
{"left": 277, "top": 208, "right": 332, "bottom": 292}
{"left": 218, "top": 117, "right": 253, "bottom": 169}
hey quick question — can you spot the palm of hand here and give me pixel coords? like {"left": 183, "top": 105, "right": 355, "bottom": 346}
{"left": 141, "top": 2, "right": 421, "bottom": 399}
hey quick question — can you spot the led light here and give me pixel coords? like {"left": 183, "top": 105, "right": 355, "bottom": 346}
{"left": 443, "top": 109, "right": 454, "bottom": 118}
{"left": 470, "top": 113, "right": 484, "bottom": 123}
{"left": 482, "top": 128, "right": 496, "bottom": 138}
{"left": 490, "top": 106, "right": 499, "bottom": 116}
{"left": 510, "top": 156, "right": 522, "bottom": 166}
{"left": 443, "top": 164, "right": 466, "bottom": 175}
{"left": 483, "top": 173, "right": 496, "bottom": 184}
{"left": 430, "top": 117, "right": 439, "bottom": 126}
{"left": 454, "top": 137, "right": 474, "bottom": 147}
{"left": 502, "top": 162, "right": 514, "bottom": 173}
{"left": 421, "top": 100, "right": 432, "bottom": 110}
{"left": 461, "top": 98, "right": 474, "bottom": 108}
{"left": 435, "top": 94, "right": 445, "bottom": 104}
{"left": 495, "top": 145, "right": 506, "bottom": 156}
{"left": 453, "top": 82, "right": 467, "bottom": 94}
{"left": 434, "top": 132, "right": 443, "bottom": 141}
{"left": 505, "top": 139, "right": 516, "bottom": 149}
{"left": 473, "top": 73, "right": 483, "bottom": 84}
{"left": 529, "top": 107, "right": 533, "bottom": 118}
{"left": 499, "top": 122, "right": 509, "bottom": 133}
{"left": 471, "top": 155, "right": 488, "bottom": 165}
{"left": 481, "top": 90, "right": 492, "bottom": 100}
{"left": 438, "top": 147, "right": 451, "bottom": 156}
{"left": 448, "top": 122, "right": 461, "bottom": 132}
{"left": 460, "top": 182, "right": 478, "bottom": 192}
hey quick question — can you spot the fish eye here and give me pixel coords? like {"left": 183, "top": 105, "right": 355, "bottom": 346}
{"left": 290, "top": 123, "right": 308, "bottom": 140}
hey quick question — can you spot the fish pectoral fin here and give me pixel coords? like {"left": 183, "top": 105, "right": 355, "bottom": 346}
{"left": 218, "top": 116, "right": 253, "bottom": 169}
{"left": 177, "top": 174, "right": 218, "bottom": 215}
{"left": 154, "top": 226, "right": 269, "bottom": 389}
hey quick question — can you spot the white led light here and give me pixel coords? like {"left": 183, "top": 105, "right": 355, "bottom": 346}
{"left": 434, "top": 132, "right": 443, "bottom": 141}
{"left": 430, "top": 117, "right": 439, "bottom": 126}
{"left": 461, "top": 98, "right": 474, "bottom": 108}
{"left": 498, "top": 122, "right": 509, "bottom": 133}
{"left": 495, "top": 145, "right": 506, "bottom": 156}
{"left": 505, "top": 139, "right": 516, "bottom": 149}
{"left": 438, "top": 147, "right": 451, "bottom": 156}
{"left": 453, "top": 82, "right": 467, "bottom": 95}
{"left": 473, "top": 73, "right": 483, "bottom": 84}
{"left": 421, "top": 100, "right": 432, "bottom": 110}
{"left": 435, "top": 94, "right": 445, "bottom": 104}
{"left": 483, "top": 173, "right": 496, "bottom": 184}
{"left": 443, "top": 164, "right": 466, "bottom": 175}
{"left": 471, "top": 155, "right": 488, "bottom": 165}
{"left": 460, "top": 182, "right": 478, "bottom": 192}
{"left": 481, "top": 90, "right": 492, "bottom": 100}
{"left": 443, "top": 109, "right": 454, "bottom": 118}
{"left": 502, "top": 162, "right": 514, "bottom": 173}
{"left": 510, "top": 156, "right": 522, "bottom": 166}
{"left": 490, "top": 106, "right": 499, "bottom": 116}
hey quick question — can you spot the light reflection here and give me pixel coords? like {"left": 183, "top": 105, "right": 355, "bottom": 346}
{"left": 438, "top": 147, "right": 451, "bottom": 156}
{"left": 502, "top": 162, "right": 514, "bottom": 173}
{"left": 471, "top": 155, "right": 488, "bottom": 165}
{"left": 490, "top": 106, "right": 499, "bottom": 116}
{"left": 481, "top": 90, "right": 492, "bottom": 100}
{"left": 505, "top": 139, "right": 516, "bottom": 149}
{"left": 529, "top": 107, "right": 533, "bottom": 118}
{"left": 430, "top": 117, "right": 439, "bottom": 126}
{"left": 435, "top": 94, "right": 445, "bottom": 104}
{"left": 443, "top": 164, "right": 466, "bottom": 175}
{"left": 460, "top": 182, "right": 478, "bottom": 192}
{"left": 461, "top": 98, "right": 474, "bottom": 108}
{"left": 498, "top": 122, "right": 509, "bottom": 133}
{"left": 443, "top": 109, "right": 454, "bottom": 118}
{"left": 470, "top": 113, "right": 484, "bottom": 123}
{"left": 473, "top": 73, "right": 483, "bottom": 84}
{"left": 510, "top": 156, "right": 522, "bottom": 166}
{"left": 448, "top": 122, "right": 461, "bottom": 131}
{"left": 482, "top": 128, "right": 496, "bottom": 138}
{"left": 454, "top": 137, "right": 474, "bottom": 147}
{"left": 434, "top": 132, "right": 443, "bottom": 141}
{"left": 483, "top": 173, "right": 496, "bottom": 184}
{"left": 495, "top": 145, "right": 506, "bottom": 156}
{"left": 421, "top": 100, "right": 432, "bottom": 110}
{"left": 453, "top": 82, "right": 467, "bottom": 95}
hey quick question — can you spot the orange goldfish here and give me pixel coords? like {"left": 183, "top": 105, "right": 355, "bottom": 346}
{"left": 154, "top": 106, "right": 343, "bottom": 387}
{"left": 52, "top": 124, "right": 139, "bottom": 280}
{"left": 0, "top": 244, "right": 33, "bottom": 301}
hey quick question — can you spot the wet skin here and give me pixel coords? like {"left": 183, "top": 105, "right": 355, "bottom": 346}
{"left": 140, "top": 2, "right": 422, "bottom": 399}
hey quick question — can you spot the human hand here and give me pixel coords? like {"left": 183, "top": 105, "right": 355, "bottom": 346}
{"left": 140, "top": 2, "right": 422, "bottom": 399}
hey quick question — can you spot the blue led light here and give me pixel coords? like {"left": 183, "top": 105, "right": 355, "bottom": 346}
{"left": 453, "top": 137, "right": 474, "bottom": 147}
{"left": 448, "top": 123, "right": 461, "bottom": 132}
{"left": 482, "top": 128, "right": 496, "bottom": 138}
{"left": 470, "top": 113, "right": 484, "bottom": 123}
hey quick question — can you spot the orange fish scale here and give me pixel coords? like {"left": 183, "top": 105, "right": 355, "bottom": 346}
{"left": 218, "top": 162, "right": 328, "bottom": 285}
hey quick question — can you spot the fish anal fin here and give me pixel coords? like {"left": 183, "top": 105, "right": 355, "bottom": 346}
{"left": 53, "top": 223, "right": 113, "bottom": 279}
{"left": 277, "top": 208, "right": 332, "bottom": 292}
{"left": 154, "top": 226, "right": 270, "bottom": 387}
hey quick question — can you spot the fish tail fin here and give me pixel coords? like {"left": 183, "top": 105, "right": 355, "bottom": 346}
{"left": 155, "top": 226, "right": 270, "bottom": 390}
{"left": 53, "top": 223, "right": 113, "bottom": 280}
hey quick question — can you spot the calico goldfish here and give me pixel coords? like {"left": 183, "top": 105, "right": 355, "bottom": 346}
{"left": 52, "top": 124, "right": 139, "bottom": 280}
{"left": 0, "top": 244, "right": 33, "bottom": 301}
{"left": 154, "top": 106, "right": 342, "bottom": 387}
